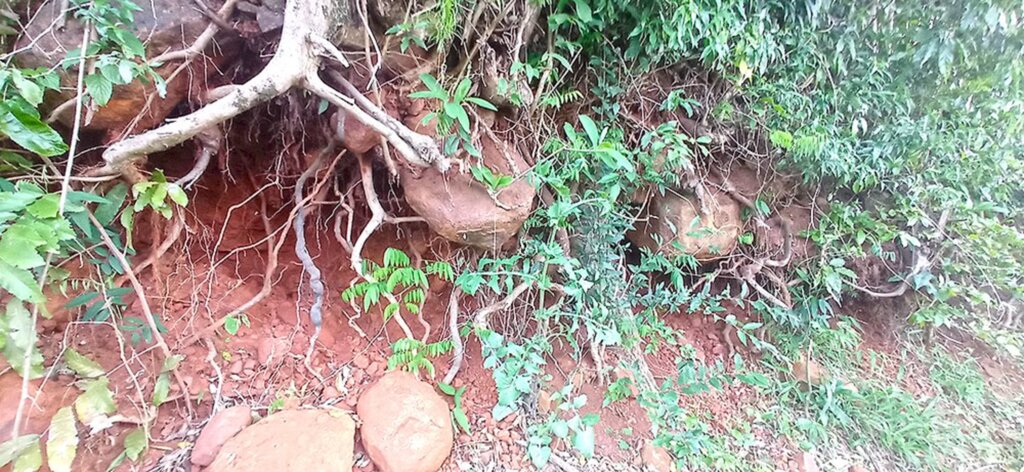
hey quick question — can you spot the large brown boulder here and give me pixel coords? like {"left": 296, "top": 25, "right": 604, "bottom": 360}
{"left": 205, "top": 408, "right": 355, "bottom": 471}
{"left": 356, "top": 371, "right": 453, "bottom": 472}
{"left": 15, "top": 0, "right": 239, "bottom": 132}
{"left": 400, "top": 128, "right": 534, "bottom": 250}
{"left": 630, "top": 189, "right": 741, "bottom": 261}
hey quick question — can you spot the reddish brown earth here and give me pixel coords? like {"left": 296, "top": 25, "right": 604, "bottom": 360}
{"left": 8, "top": 157, "right": 1022, "bottom": 472}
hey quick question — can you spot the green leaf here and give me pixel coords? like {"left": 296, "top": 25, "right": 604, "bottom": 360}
{"left": 25, "top": 194, "right": 58, "bottom": 219}
{"left": 419, "top": 73, "right": 444, "bottom": 96}
{"left": 578, "top": 115, "right": 600, "bottom": 146}
{"left": 224, "top": 316, "right": 240, "bottom": 336}
{"left": 0, "top": 101, "right": 68, "bottom": 157}
{"left": 11, "top": 440, "right": 40, "bottom": 472}
{"left": 122, "top": 428, "right": 147, "bottom": 461}
{"left": 444, "top": 102, "right": 470, "bottom": 134}
{"left": 453, "top": 78, "right": 472, "bottom": 103}
{"left": 528, "top": 444, "right": 551, "bottom": 468}
{"left": 465, "top": 97, "right": 498, "bottom": 111}
{"left": 166, "top": 185, "right": 188, "bottom": 207}
{"left": 453, "top": 407, "right": 470, "bottom": 433}
{"left": 75, "top": 377, "right": 116, "bottom": 426}
{"left": 84, "top": 74, "right": 113, "bottom": 106}
{"left": 152, "top": 373, "right": 170, "bottom": 406}
{"left": 0, "top": 261, "right": 43, "bottom": 303}
{"left": 12, "top": 74, "right": 43, "bottom": 107}
{"left": 64, "top": 349, "right": 105, "bottom": 378}
{"left": 574, "top": 0, "right": 592, "bottom": 23}
{"left": 573, "top": 427, "right": 596, "bottom": 457}
{"left": 95, "top": 184, "right": 127, "bottom": 226}
{"left": 438, "top": 382, "right": 456, "bottom": 396}
{"left": 2, "top": 300, "right": 44, "bottom": 378}
{"left": 0, "top": 435, "right": 39, "bottom": 467}
{"left": 46, "top": 406, "right": 79, "bottom": 472}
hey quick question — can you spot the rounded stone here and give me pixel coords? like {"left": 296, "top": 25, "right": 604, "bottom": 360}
{"left": 356, "top": 371, "right": 453, "bottom": 472}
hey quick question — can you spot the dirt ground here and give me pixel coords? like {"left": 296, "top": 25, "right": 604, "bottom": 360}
{"left": 4, "top": 155, "right": 1021, "bottom": 472}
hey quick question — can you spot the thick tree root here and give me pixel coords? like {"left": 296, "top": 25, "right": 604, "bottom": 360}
{"left": 442, "top": 290, "right": 464, "bottom": 384}
{"left": 98, "top": 0, "right": 444, "bottom": 179}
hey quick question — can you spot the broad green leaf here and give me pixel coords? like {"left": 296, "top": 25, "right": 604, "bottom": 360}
{"left": 418, "top": 73, "right": 443, "bottom": 95}
{"left": 444, "top": 102, "right": 470, "bottom": 134}
{"left": 166, "top": 185, "right": 188, "bottom": 207}
{"left": 152, "top": 372, "right": 170, "bottom": 406}
{"left": 0, "top": 435, "right": 39, "bottom": 467}
{"left": 64, "top": 349, "right": 105, "bottom": 378}
{"left": 46, "top": 406, "right": 79, "bottom": 472}
{"left": 84, "top": 74, "right": 113, "bottom": 106}
{"left": 578, "top": 115, "right": 600, "bottom": 146}
{"left": 122, "top": 428, "right": 147, "bottom": 461}
{"left": 572, "top": 427, "right": 596, "bottom": 457}
{"left": 574, "top": 0, "right": 593, "bottom": 23}
{"left": 2, "top": 300, "right": 44, "bottom": 378}
{"left": 453, "top": 78, "right": 472, "bottom": 103}
{"left": 0, "top": 101, "right": 68, "bottom": 157}
{"left": 94, "top": 184, "right": 127, "bottom": 226}
{"left": 24, "top": 194, "right": 58, "bottom": 219}
{"left": 224, "top": 316, "right": 240, "bottom": 335}
{"left": 12, "top": 74, "right": 43, "bottom": 107}
{"left": 438, "top": 382, "right": 456, "bottom": 396}
{"left": 75, "top": 377, "right": 116, "bottom": 426}
{"left": 527, "top": 444, "right": 551, "bottom": 469}
{"left": 0, "top": 261, "right": 44, "bottom": 303}
{"left": 465, "top": 97, "right": 498, "bottom": 111}
{"left": 11, "top": 440, "right": 40, "bottom": 472}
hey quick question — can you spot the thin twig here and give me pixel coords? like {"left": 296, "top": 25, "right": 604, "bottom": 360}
{"left": 88, "top": 213, "right": 194, "bottom": 416}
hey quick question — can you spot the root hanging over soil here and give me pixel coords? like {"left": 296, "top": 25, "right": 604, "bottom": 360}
{"left": 97, "top": 0, "right": 446, "bottom": 179}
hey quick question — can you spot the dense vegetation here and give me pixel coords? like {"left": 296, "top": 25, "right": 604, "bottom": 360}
{"left": 0, "top": 0, "right": 1022, "bottom": 470}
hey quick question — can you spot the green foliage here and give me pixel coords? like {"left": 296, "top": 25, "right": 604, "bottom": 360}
{"left": 67, "top": 0, "right": 167, "bottom": 105}
{"left": 386, "top": 337, "right": 453, "bottom": 378}
{"left": 526, "top": 384, "right": 600, "bottom": 468}
{"left": 342, "top": 248, "right": 454, "bottom": 331}
{"left": 438, "top": 382, "right": 471, "bottom": 433}
{"left": 409, "top": 73, "right": 498, "bottom": 158}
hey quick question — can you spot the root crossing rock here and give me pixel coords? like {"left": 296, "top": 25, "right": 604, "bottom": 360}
{"left": 630, "top": 189, "right": 741, "bottom": 261}
{"left": 401, "top": 132, "right": 534, "bottom": 250}
{"left": 205, "top": 408, "right": 355, "bottom": 471}
{"left": 356, "top": 371, "right": 453, "bottom": 472}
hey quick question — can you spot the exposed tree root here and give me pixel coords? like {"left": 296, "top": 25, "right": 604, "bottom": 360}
{"left": 474, "top": 280, "right": 535, "bottom": 329}
{"left": 96, "top": 0, "right": 444, "bottom": 179}
{"left": 175, "top": 127, "right": 222, "bottom": 190}
{"left": 442, "top": 290, "right": 464, "bottom": 384}
{"left": 350, "top": 153, "right": 417, "bottom": 339}
{"left": 293, "top": 142, "right": 342, "bottom": 378}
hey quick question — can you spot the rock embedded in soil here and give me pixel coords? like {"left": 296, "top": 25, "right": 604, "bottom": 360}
{"left": 790, "top": 354, "right": 826, "bottom": 387}
{"left": 641, "top": 442, "right": 677, "bottom": 472}
{"left": 191, "top": 405, "right": 253, "bottom": 466}
{"left": 399, "top": 124, "right": 535, "bottom": 250}
{"left": 356, "top": 371, "right": 453, "bottom": 472}
{"left": 206, "top": 408, "right": 356, "bottom": 471}
{"left": 629, "top": 189, "right": 741, "bottom": 261}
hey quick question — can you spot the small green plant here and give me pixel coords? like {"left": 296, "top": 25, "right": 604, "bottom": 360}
{"left": 409, "top": 73, "right": 497, "bottom": 158}
{"left": 438, "top": 381, "right": 471, "bottom": 434}
{"left": 603, "top": 376, "right": 634, "bottom": 406}
{"left": 526, "top": 385, "right": 599, "bottom": 469}
{"left": 342, "top": 248, "right": 456, "bottom": 375}
{"left": 386, "top": 337, "right": 453, "bottom": 378}
{"left": 224, "top": 313, "right": 251, "bottom": 336}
